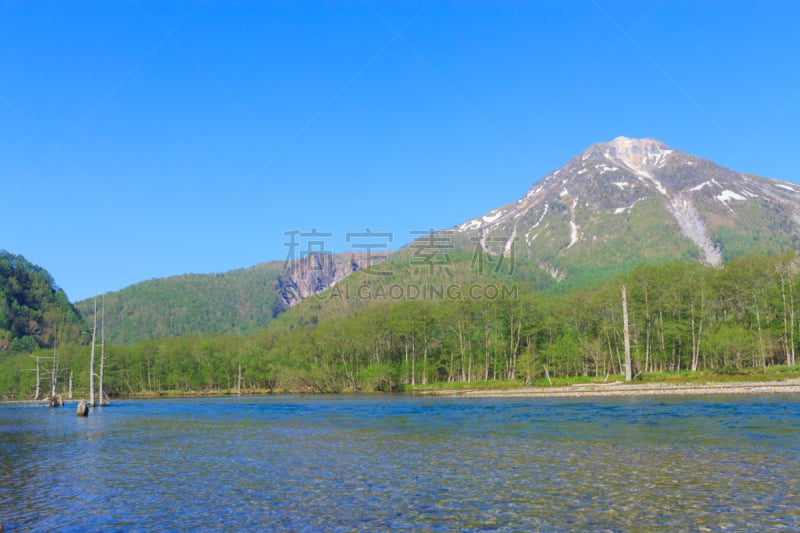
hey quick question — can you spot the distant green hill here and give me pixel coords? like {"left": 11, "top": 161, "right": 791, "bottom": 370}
{"left": 78, "top": 243, "right": 551, "bottom": 345}
{"left": 75, "top": 262, "right": 287, "bottom": 345}
{"left": 0, "top": 250, "right": 82, "bottom": 354}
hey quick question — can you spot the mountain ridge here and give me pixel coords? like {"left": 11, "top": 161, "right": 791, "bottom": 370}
{"left": 76, "top": 137, "right": 800, "bottom": 342}
{"left": 456, "top": 136, "right": 800, "bottom": 284}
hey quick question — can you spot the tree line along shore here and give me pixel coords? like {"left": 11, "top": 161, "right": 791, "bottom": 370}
{"left": 3, "top": 254, "right": 800, "bottom": 399}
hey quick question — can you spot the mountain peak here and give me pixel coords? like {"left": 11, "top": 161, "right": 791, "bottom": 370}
{"left": 607, "top": 135, "right": 666, "bottom": 148}
{"left": 589, "top": 137, "right": 673, "bottom": 171}
{"left": 455, "top": 137, "right": 800, "bottom": 279}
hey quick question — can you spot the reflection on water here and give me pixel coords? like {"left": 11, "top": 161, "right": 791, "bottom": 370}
{"left": 1, "top": 395, "right": 799, "bottom": 531}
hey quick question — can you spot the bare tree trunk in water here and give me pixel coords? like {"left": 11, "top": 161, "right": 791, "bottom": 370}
{"left": 89, "top": 297, "right": 97, "bottom": 407}
{"left": 99, "top": 296, "right": 105, "bottom": 405}
{"left": 51, "top": 337, "right": 58, "bottom": 399}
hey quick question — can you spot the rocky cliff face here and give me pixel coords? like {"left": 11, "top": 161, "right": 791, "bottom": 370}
{"left": 455, "top": 137, "right": 800, "bottom": 280}
{"left": 275, "top": 252, "right": 387, "bottom": 309}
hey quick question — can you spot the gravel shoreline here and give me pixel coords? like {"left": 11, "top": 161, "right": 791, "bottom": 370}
{"left": 422, "top": 379, "right": 800, "bottom": 398}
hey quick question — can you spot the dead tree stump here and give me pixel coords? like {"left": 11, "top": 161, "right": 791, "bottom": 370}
{"left": 76, "top": 399, "right": 89, "bottom": 417}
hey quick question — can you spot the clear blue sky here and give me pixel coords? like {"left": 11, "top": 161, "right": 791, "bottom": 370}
{"left": 2, "top": 1, "right": 798, "bottom": 302}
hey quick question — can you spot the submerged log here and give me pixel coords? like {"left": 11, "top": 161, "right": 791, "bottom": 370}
{"left": 76, "top": 399, "right": 89, "bottom": 417}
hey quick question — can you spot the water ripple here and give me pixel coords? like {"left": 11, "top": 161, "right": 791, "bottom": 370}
{"left": 1, "top": 395, "right": 799, "bottom": 531}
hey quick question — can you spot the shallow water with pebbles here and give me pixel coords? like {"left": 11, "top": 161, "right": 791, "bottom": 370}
{"left": 2, "top": 395, "right": 799, "bottom": 531}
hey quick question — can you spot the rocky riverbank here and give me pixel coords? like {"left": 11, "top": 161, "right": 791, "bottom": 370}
{"left": 423, "top": 379, "right": 800, "bottom": 398}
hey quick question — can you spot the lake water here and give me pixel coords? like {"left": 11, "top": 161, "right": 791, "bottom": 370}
{"left": 1, "top": 394, "right": 799, "bottom": 531}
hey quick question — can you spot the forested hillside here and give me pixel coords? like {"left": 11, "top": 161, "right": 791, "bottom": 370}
{"left": 2, "top": 253, "right": 799, "bottom": 399}
{"left": 74, "top": 252, "right": 387, "bottom": 345}
{"left": 74, "top": 262, "right": 287, "bottom": 344}
{"left": 0, "top": 250, "right": 82, "bottom": 354}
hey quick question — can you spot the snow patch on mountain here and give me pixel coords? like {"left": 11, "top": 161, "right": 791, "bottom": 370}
{"left": 532, "top": 204, "right": 548, "bottom": 229}
{"left": 621, "top": 164, "right": 668, "bottom": 196}
{"left": 482, "top": 211, "right": 503, "bottom": 223}
{"left": 566, "top": 200, "right": 579, "bottom": 249}
{"left": 504, "top": 225, "right": 516, "bottom": 257}
{"left": 458, "top": 218, "right": 483, "bottom": 231}
{"left": 648, "top": 148, "right": 674, "bottom": 168}
{"left": 614, "top": 197, "right": 645, "bottom": 215}
{"left": 717, "top": 190, "right": 746, "bottom": 203}
{"left": 524, "top": 185, "right": 543, "bottom": 200}
{"left": 457, "top": 209, "right": 505, "bottom": 232}
{"left": 690, "top": 178, "right": 723, "bottom": 192}
{"left": 596, "top": 164, "right": 619, "bottom": 174}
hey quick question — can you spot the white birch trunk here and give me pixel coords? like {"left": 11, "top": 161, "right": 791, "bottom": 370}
{"left": 51, "top": 342, "right": 58, "bottom": 399}
{"left": 99, "top": 295, "right": 105, "bottom": 405}
{"left": 34, "top": 356, "right": 41, "bottom": 400}
{"left": 89, "top": 297, "right": 97, "bottom": 407}
{"left": 622, "top": 285, "right": 632, "bottom": 381}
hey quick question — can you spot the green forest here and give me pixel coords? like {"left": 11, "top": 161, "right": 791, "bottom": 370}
{"left": 2, "top": 252, "right": 800, "bottom": 399}
{"left": 0, "top": 251, "right": 82, "bottom": 354}
{"left": 73, "top": 262, "right": 287, "bottom": 345}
